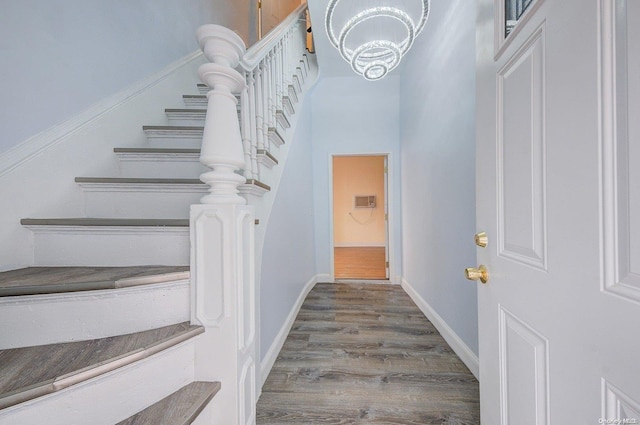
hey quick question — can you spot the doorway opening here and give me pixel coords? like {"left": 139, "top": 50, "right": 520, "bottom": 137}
{"left": 332, "top": 155, "right": 389, "bottom": 280}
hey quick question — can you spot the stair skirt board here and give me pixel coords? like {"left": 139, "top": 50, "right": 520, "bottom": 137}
{"left": 21, "top": 221, "right": 190, "bottom": 266}
{"left": 75, "top": 179, "right": 207, "bottom": 218}
{"left": 0, "top": 280, "right": 190, "bottom": 349}
{"left": 117, "top": 381, "right": 220, "bottom": 425}
{"left": 114, "top": 148, "right": 207, "bottom": 179}
{"left": 0, "top": 337, "right": 199, "bottom": 425}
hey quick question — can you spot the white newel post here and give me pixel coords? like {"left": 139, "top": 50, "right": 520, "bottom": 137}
{"left": 191, "top": 24, "right": 258, "bottom": 425}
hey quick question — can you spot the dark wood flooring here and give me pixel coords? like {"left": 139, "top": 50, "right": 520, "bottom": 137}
{"left": 334, "top": 247, "right": 387, "bottom": 280}
{"left": 256, "top": 283, "right": 480, "bottom": 424}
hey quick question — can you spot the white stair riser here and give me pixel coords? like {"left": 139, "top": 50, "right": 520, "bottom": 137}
{"left": 145, "top": 132, "right": 203, "bottom": 149}
{"left": 0, "top": 341, "right": 197, "bottom": 425}
{"left": 28, "top": 227, "right": 190, "bottom": 266}
{"left": 167, "top": 116, "right": 206, "bottom": 126}
{"left": 117, "top": 154, "right": 208, "bottom": 178}
{"left": 80, "top": 185, "right": 206, "bottom": 218}
{"left": 183, "top": 97, "right": 207, "bottom": 108}
{"left": 166, "top": 112, "right": 240, "bottom": 127}
{"left": 0, "top": 281, "right": 190, "bottom": 349}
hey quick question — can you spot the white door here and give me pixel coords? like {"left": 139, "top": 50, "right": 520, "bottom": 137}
{"left": 475, "top": 0, "right": 640, "bottom": 423}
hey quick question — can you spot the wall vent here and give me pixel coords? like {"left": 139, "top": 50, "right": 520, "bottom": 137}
{"left": 354, "top": 195, "right": 376, "bottom": 208}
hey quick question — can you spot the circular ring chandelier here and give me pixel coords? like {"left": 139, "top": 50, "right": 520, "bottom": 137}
{"left": 325, "top": 0, "right": 430, "bottom": 81}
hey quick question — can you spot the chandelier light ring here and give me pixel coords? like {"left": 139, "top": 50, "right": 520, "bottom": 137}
{"left": 362, "top": 60, "right": 390, "bottom": 81}
{"left": 351, "top": 40, "right": 402, "bottom": 74}
{"left": 337, "top": 7, "right": 416, "bottom": 64}
{"left": 325, "top": 0, "right": 431, "bottom": 80}
{"left": 325, "top": 0, "right": 430, "bottom": 50}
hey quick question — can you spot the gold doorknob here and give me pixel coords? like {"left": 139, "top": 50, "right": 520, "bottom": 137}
{"left": 465, "top": 265, "right": 489, "bottom": 284}
{"left": 475, "top": 231, "right": 488, "bottom": 248}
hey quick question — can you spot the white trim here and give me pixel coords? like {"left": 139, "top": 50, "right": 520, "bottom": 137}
{"left": 328, "top": 153, "right": 395, "bottom": 282}
{"left": 401, "top": 277, "right": 480, "bottom": 379}
{"left": 260, "top": 274, "right": 318, "bottom": 387}
{"left": 0, "top": 50, "right": 204, "bottom": 178}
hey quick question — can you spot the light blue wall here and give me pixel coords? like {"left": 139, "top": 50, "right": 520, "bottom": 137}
{"left": 310, "top": 75, "right": 402, "bottom": 280}
{"left": 399, "top": 0, "right": 478, "bottom": 354}
{"left": 260, "top": 101, "right": 316, "bottom": 361}
{"left": 0, "top": 0, "right": 255, "bottom": 154}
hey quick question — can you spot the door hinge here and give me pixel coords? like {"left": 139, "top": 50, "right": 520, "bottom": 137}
{"left": 386, "top": 261, "right": 390, "bottom": 268}
{"left": 258, "top": 0, "right": 262, "bottom": 9}
{"left": 385, "top": 213, "right": 388, "bottom": 221}
{"left": 384, "top": 166, "right": 388, "bottom": 173}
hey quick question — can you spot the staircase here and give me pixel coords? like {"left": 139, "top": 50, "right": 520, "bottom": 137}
{"left": 0, "top": 4, "right": 316, "bottom": 424}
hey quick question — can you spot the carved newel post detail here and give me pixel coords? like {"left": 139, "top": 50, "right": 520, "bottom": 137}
{"left": 191, "top": 25, "right": 258, "bottom": 425}
{"left": 197, "top": 25, "right": 247, "bottom": 204}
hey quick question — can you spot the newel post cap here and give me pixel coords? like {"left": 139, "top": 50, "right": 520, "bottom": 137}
{"left": 197, "top": 24, "right": 247, "bottom": 67}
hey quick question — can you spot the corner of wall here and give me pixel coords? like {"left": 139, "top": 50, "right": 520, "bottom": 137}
{"left": 401, "top": 277, "right": 479, "bottom": 379}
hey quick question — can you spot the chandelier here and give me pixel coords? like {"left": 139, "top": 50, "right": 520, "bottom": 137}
{"left": 325, "top": 0, "right": 431, "bottom": 81}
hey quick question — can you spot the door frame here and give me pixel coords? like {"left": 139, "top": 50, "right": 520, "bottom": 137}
{"left": 328, "top": 152, "right": 396, "bottom": 283}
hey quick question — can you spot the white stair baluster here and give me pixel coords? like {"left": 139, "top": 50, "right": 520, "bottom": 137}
{"left": 254, "top": 66, "right": 265, "bottom": 155}
{"left": 261, "top": 60, "right": 271, "bottom": 152}
{"left": 240, "top": 72, "right": 252, "bottom": 180}
{"left": 247, "top": 71, "right": 259, "bottom": 179}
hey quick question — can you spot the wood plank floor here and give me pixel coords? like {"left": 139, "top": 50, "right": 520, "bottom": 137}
{"left": 334, "top": 247, "right": 387, "bottom": 280}
{"left": 257, "top": 283, "right": 480, "bottom": 424}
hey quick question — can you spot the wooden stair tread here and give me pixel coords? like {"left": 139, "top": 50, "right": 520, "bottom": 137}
{"left": 0, "top": 266, "right": 189, "bottom": 297}
{"left": 142, "top": 125, "right": 204, "bottom": 131}
{"left": 75, "top": 177, "right": 203, "bottom": 185}
{"left": 117, "top": 381, "right": 220, "bottom": 425}
{"left": 165, "top": 108, "right": 207, "bottom": 113}
{"left": 245, "top": 179, "right": 271, "bottom": 191}
{"left": 0, "top": 322, "right": 203, "bottom": 410}
{"left": 21, "top": 218, "right": 189, "bottom": 227}
{"left": 114, "top": 148, "right": 201, "bottom": 154}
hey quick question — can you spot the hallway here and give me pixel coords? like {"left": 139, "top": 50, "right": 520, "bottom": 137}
{"left": 256, "top": 283, "right": 480, "bottom": 424}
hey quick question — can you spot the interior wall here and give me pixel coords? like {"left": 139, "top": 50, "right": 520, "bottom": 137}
{"left": 399, "top": 0, "right": 478, "bottom": 354}
{"left": 259, "top": 100, "right": 316, "bottom": 362}
{"left": 310, "top": 76, "right": 402, "bottom": 281}
{"left": 332, "top": 156, "right": 386, "bottom": 247}
{"left": 0, "top": 0, "right": 255, "bottom": 156}
{"left": 260, "top": 0, "right": 304, "bottom": 37}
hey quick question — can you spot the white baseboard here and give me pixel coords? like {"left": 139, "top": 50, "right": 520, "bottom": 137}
{"left": 315, "top": 273, "right": 331, "bottom": 283}
{"left": 0, "top": 50, "right": 203, "bottom": 178}
{"left": 401, "top": 277, "right": 479, "bottom": 379}
{"left": 260, "top": 274, "right": 319, "bottom": 387}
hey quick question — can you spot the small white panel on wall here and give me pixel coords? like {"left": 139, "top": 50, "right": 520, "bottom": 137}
{"left": 601, "top": 0, "right": 640, "bottom": 304}
{"left": 238, "top": 212, "right": 256, "bottom": 352}
{"left": 239, "top": 358, "right": 256, "bottom": 425}
{"left": 497, "top": 25, "right": 547, "bottom": 271}
{"left": 191, "top": 207, "right": 227, "bottom": 327}
{"left": 499, "top": 306, "right": 549, "bottom": 425}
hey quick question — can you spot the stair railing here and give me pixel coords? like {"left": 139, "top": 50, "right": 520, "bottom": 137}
{"left": 190, "top": 5, "right": 310, "bottom": 425}
{"left": 239, "top": 4, "right": 309, "bottom": 184}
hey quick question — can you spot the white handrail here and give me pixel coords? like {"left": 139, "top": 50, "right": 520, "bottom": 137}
{"left": 240, "top": 4, "right": 308, "bottom": 71}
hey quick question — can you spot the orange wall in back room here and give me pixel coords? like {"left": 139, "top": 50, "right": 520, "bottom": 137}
{"left": 333, "top": 156, "right": 386, "bottom": 247}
